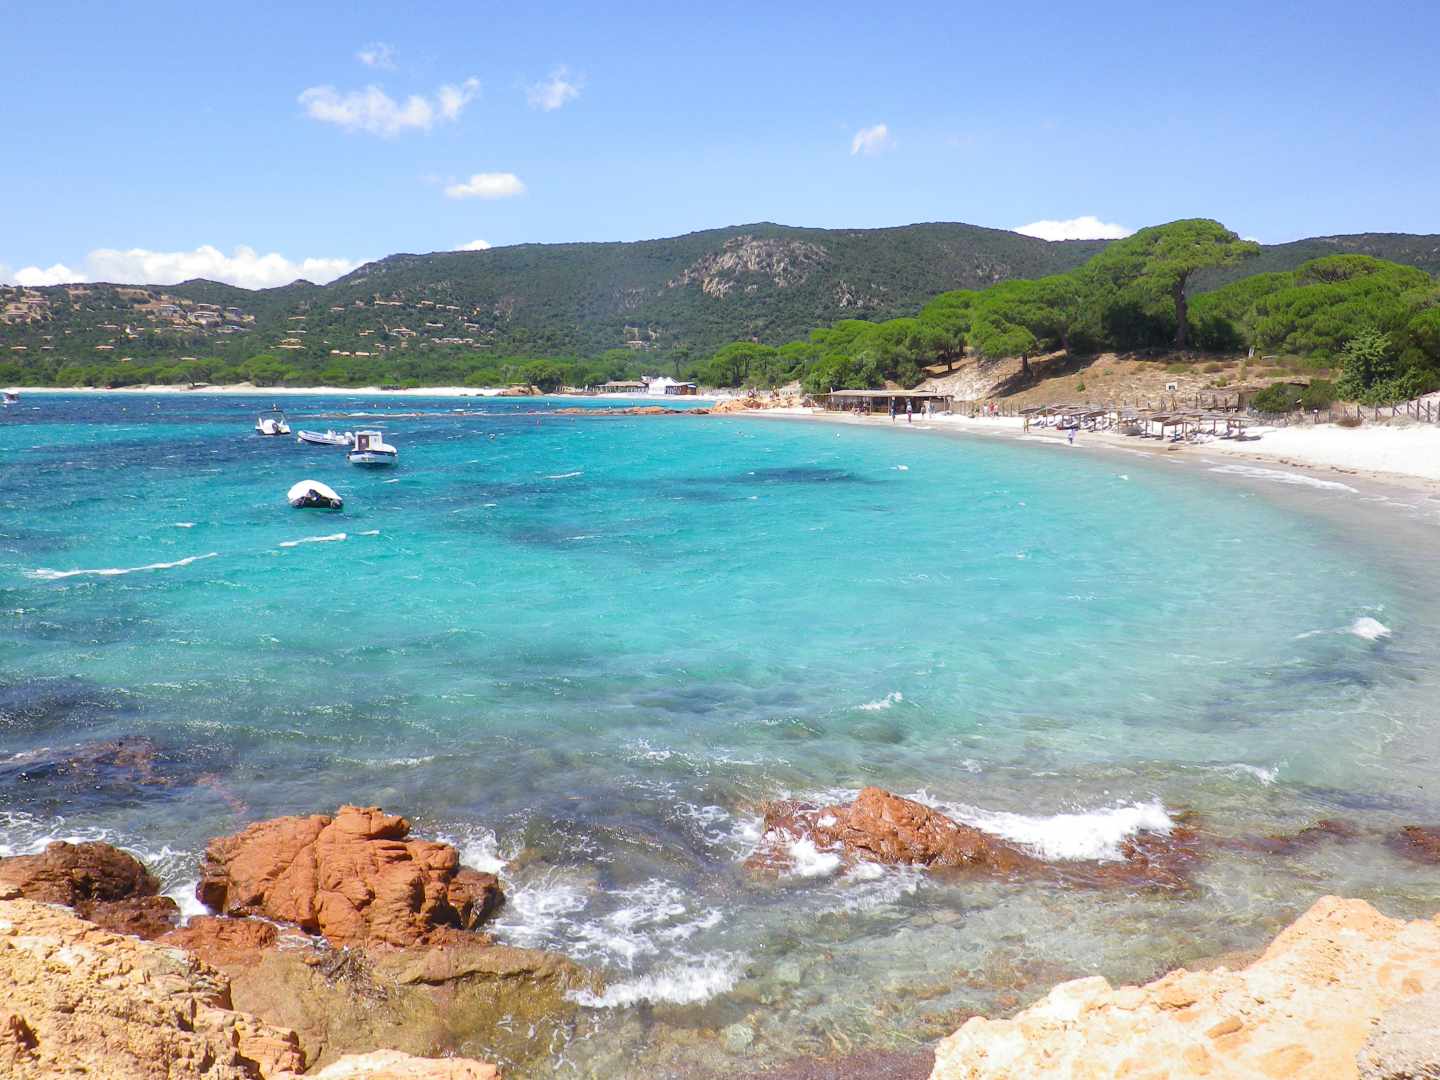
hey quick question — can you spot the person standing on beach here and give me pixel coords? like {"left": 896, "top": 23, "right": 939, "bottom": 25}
{"left": 1068, "top": 427, "right": 1076, "bottom": 445}
{"left": 889, "top": 398, "right": 896, "bottom": 422}
{"left": 905, "top": 400, "right": 913, "bottom": 423}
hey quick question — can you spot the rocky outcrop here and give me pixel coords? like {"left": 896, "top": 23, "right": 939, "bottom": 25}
{"left": 930, "top": 896, "right": 1440, "bottom": 1080}
{"left": 0, "top": 898, "right": 507, "bottom": 1079}
{"left": 750, "top": 787, "right": 1200, "bottom": 889}
{"left": 160, "top": 914, "right": 282, "bottom": 964}
{"left": 752, "top": 787, "right": 1037, "bottom": 874}
{"left": 553, "top": 405, "right": 707, "bottom": 416}
{"left": 196, "top": 805, "right": 502, "bottom": 947}
{"left": 0, "top": 840, "right": 178, "bottom": 939}
{"left": 711, "top": 392, "right": 809, "bottom": 413}
{"left": 0, "top": 897, "right": 304, "bottom": 1079}
{"left": 1356, "top": 992, "right": 1440, "bottom": 1079}
{"left": 205, "top": 932, "right": 598, "bottom": 1073}
{"left": 667, "top": 235, "right": 829, "bottom": 297}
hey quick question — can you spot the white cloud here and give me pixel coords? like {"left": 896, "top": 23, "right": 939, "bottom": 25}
{"left": 356, "top": 42, "right": 396, "bottom": 69}
{"left": 850, "top": 123, "right": 893, "bottom": 156}
{"left": 456, "top": 239, "right": 493, "bottom": 250}
{"left": 444, "top": 172, "right": 526, "bottom": 200}
{"left": 298, "top": 77, "right": 479, "bottom": 136}
{"left": 2, "top": 262, "right": 85, "bottom": 286}
{"left": 4, "top": 246, "right": 362, "bottom": 290}
{"left": 1014, "top": 216, "right": 1135, "bottom": 241}
{"left": 527, "top": 66, "right": 581, "bottom": 111}
{"left": 1242, "top": 235, "right": 1262, "bottom": 244}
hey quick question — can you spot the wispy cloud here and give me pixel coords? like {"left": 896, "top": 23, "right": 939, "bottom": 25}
{"left": 456, "top": 239, "right": 493, "bottom": 250}
{"left": 356, "top": 42, "right": 396, "bottom": 69}
{"left": 299, "top": 77, "right": 479, "bottom": 136}
{"left": 444, "top": 173, "right": 526, "bottom": 200}
{"left": 527, "top": 66, "right": 581, "bottom": 111}
{"left": 850, "top": 123, "right": 893, "bottom": 156}
{"left": 1014, "top": 216, "right": 1134, "bottom": 241}
{"left": 3, "top": 246, "right": 361, "bottom": 289}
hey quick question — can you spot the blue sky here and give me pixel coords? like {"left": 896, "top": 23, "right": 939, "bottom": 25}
{"left": 3, "top": 0, "right": 1437, "bottom": 288}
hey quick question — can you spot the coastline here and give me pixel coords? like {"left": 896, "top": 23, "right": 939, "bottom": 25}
{"left": 9, "top": 383, "right": 731, "bottom": 402}
{"left": 735, "top": 406, "right": 1440, "bottom": 496}
{"left": 9, "top": 393, "right": 1440, "bottom": 1078}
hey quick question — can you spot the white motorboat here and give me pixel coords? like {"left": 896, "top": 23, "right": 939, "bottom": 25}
{"left": 256, "top": 410, "right": 291, "bottom": 436}
{"left": 347, "top": 429, "right": 397, "bottom": 467}
{"left": 297, "top": 429, "right": 354, "bottom": 447}
{"left": 287, "top": 479, "right": 343, "bottom": 510}
{"left": 2, "top": 390, "right": 17, "bottom": 405}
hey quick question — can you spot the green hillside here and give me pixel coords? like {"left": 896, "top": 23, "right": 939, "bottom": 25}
{"left": 3, "top": 221, "right": 1438, "bottom": 390}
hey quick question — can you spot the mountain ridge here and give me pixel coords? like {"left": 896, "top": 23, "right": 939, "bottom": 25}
{"left": 2, "top": 222, "right": 1437, "bottom": 384}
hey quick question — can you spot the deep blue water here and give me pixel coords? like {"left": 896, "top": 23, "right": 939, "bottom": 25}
{"left": 3, "top": 392, "right": 1438, "bottom": 1076}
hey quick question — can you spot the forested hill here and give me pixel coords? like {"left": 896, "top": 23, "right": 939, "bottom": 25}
{"left": 1198, "top": 232, "right": 1440, "bottom": 289}
{"left": 4, "top": 222, "right": 1438, "bottom": 387}
{"left": 289, "top": 222, "right": 1111, "bottom": 354}
{"left": 1, "top": 223, "right": 1106, "bottom": 368}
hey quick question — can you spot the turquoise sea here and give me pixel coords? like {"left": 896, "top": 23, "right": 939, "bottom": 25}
{"left": 4, "top": 393, "right": 1440, "bottom": 1076}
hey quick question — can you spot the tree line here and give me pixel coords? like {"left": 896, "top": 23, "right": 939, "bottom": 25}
{"left": 690, "top": 219, "right": 1440, "bottom": 405}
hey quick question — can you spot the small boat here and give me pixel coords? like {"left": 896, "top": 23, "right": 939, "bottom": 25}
{"left": 347, "top": 429, "right": 398, "bottom": 467}
{"left": 2, "top": 391, "right": 17, "bottom": 405}
{"left": 256, "top": 410, "right": 291, "bottom": 436}
{"left": 297, "top": 429, "right": 354, "bottom": 447}
{"left": 287, "top": 480, "right": 343, "bottom": 510}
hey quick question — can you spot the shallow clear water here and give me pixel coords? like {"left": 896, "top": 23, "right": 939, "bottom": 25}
{"left": 4, "top": 394, "right": 1440, "bottom": 1076}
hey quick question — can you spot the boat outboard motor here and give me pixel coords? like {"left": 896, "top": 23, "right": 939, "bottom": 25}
{"left": 287, "top": 480, "right": 343, "bottom": 510}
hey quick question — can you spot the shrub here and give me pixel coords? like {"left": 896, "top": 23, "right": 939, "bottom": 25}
{"left": 1336, "top": 415, "right": 1362, "bottom": 428}
{"left": 1299, "top": 379, "right": 1335, "bottom": 410}
{"left": 1251, "top": 384, "right": 1302, "bottom": 412}
{"left": 1201, "top": 362, "right": 1225, "bottom": 373}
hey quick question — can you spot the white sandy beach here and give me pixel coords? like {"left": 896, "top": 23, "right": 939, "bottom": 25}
{"left": 744, "top": 407, "right": 1440, "bottom": 490}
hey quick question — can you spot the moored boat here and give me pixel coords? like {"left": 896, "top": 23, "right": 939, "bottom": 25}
{"left": 256, "top": 410, "right": 290, "bottom": 436}
{"left": 287, "top": 480, "right": 343, "bottom": 509}
{"left": 2, "top": 390, "right": 18, "bottom": 405}
{"left": 297, "top": 429, "right": 354, "bottom": 447}
{"left": 347, "top": 429, "right": 398, "bottom": 467}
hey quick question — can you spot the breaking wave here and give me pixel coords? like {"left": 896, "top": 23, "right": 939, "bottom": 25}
{"left": 278, "top": 533, "right": 346, "bottom": 548}
{"left": 27, "top": 552, "right": 219, "bottom": 580}
{"left": 568, "top": 953, "right": 747, "bottom": 1008}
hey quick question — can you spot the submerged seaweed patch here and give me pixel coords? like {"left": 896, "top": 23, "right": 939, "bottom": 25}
{"left": 728, "top": 466, "right": 868, "bottom": 485}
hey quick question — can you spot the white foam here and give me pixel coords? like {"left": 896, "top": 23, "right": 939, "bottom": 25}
{"left": 1350, "top": 616, "right": 1392, "bottom": 641}
{"left": 1207, "top": 463, "right": 1358, "bottom": 493}
{"left": 893, "top": 464, "right": 909, "bottom": 471}
{"left": 27, "top": 552, "right": 219, "bottom": 580}
{"left": 786, "top": 837, "right": 841, "bottom": 878}
{"left": 568, "top": 953, "right": 746, "bottom": 1008}
{"left": 949, "top": 800, "right": 1175, "bottom": 862}
{"left": 546, "top": 470, "right": 583, "bottom": 479}
{"left": 857, "top": 691, "right": 903, "bottom": 711}
{"left": 173, "top": 522, "right": 195, "bottom": 528}
{"left": 1298, "top": 615, "right": 1393, "bottom": 642}
{"left": 493, "top": 872, "right": 591, "bottom": 949}
{"left": 1215, "top": 763, "right": 1279, "bottom": 785}
{"left": 164, "top": 880, "right": 209, "bottom": 923}
{"left": 357, "top": 529, "right": 381, "bottom": 536}
{"left": 278, "top": 533, "right": 346, "bottom": 548}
